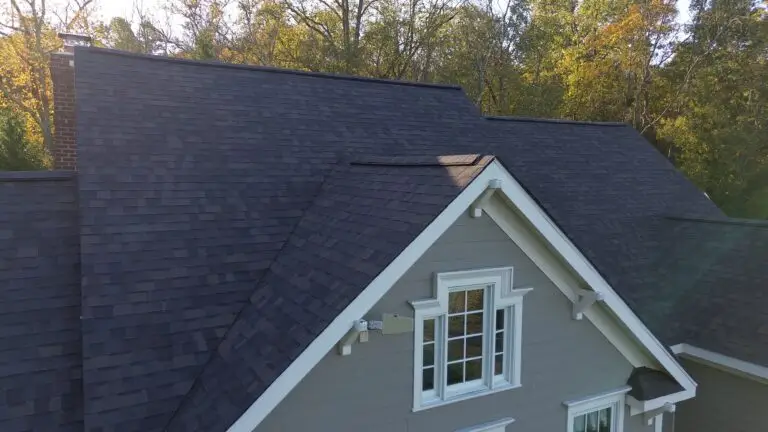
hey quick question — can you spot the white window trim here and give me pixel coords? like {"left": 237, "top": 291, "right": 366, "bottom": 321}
{"left": 456, "top": 417, "right": 516, "bottom": 432}
{"left": 410, "top": 267, "right": 532, "bottom": 411}
{"left": 564, "top": 386, "right": 630, "bottom": 432}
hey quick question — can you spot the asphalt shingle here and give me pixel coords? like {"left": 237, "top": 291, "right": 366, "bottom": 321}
{"left": 74, "top": 47, "right": 491, "bottom": 431}
{"left": 0, "top": 173, "right": 82, "bottom": 432}
{"left": 166, "top": 156, "right": 494, "bottom": 430}
{"left": 628, "top": 217, "right": 768, "bottom": 367}
{"left": 51, "top": 46, "right": 761, "bottom": 432}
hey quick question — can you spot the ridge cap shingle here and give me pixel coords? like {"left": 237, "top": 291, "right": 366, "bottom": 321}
{"left": 76, "top": 46, "right": 464, "bottom": 91}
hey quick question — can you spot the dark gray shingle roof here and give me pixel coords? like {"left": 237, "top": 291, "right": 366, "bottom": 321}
{"left": 633, "top": 217, "right": 768, "bottom": 366}
{"left": 73, "top": 47, "right": 492, "bottom": 431}
{"left": 0, "top": 173, "right": 82, "bottom": 431}
{"left": 14, "top": 46, "right": 755, "bottom": 432}
{"left": 166, "top": 156, "right": 494, "bottom": 430}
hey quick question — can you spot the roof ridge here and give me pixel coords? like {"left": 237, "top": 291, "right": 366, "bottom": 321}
{"left": 78, "top": 47, "right": 463, "bottom": 91}
{"left": 665, "top": 215, "right": 768, "bottom": 228}
{"left": 349, "top": 154, "right": 486, "bottom": 167}
{"left": 485, "top": 115, "right": 628, "bottom": 127}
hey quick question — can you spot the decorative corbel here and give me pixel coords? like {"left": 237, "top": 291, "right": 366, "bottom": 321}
{"left": 572, "top": 288, "right": 605, "bottom": 320}
{"left": 470, "top": 179, "right": 502, "bottom": 218}
{"left": 337, "top": 319, "right": 369, "bottom": 355}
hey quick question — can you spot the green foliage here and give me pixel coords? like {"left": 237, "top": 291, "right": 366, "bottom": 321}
{"left": 657, "top": 0, "right": 768, "bottom": 217}
{"left": 0, "top": 109, "right": 45, "bottom": 171}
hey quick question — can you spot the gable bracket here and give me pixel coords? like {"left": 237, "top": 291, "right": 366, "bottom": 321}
{"left": 572, "top": 288, "right": 605, "bottom": 320}
{"left": 470, "top": 179, "right": 502, "bottom": 218}
{"left": 337, "top": 319, "right": 369, "bottom": 356}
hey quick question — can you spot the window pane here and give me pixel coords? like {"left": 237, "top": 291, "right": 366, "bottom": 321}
{"left": 422, "top": 367, "right": 434, "bottom": 391}
{"left": 466, "top": 312, "right": 483, "bottom": 335}
{"left": 574, "top": 415, "right": 586, "bottom": 432}
{"left": 465, "top": 358, "right": 482, "bottom": 381}
{"left": 447, "top": 362, "right": 463, "bottom": 385}
{"left": 448, "top": 339, "right": 464, "bottom": 362}
{"left": 496, "top": 309, "right": 505, "bottom": 330}
{"left": 495, "top": 332, "right": 504, "bottom": 353}
{"left": 448, "top": 291, "right": 465, "bottom": 313}
{"left": 466, "top": 289, "right": 484, "bottom": 311}
{"left": 599, "top": 408, "right": 612, "bottom": 432}
{"left": 448, "top": 315, "right": 465, "bottom": 338}
{"left": 423, "top": 319, "right": 435, "bottom": 342}
{"left": 466, "top": 335, "right": 483, "bottom": 358}
{"left": 586, "top": 411, "right": 599, "bottom": 432}
{"left": 423, "top": 343, "right": 434, "bottom": 367}
{"left": 494, "top": 353, "right": 503, "bottom": 376}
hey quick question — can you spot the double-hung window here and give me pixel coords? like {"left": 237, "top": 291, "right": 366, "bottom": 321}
{"left": 565, "top": 388, "right": 628, "bottom": 432}
{"left": 411, "top": 267, "right": 532, "bottom": 410}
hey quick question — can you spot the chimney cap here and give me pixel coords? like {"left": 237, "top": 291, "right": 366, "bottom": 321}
{"left": 58, "top": 33, "right": 92, "bottom": 47}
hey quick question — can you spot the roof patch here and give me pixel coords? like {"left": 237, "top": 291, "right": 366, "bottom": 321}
{"left": 485, "top": 115, "right": 627, "bottom": 127}
{"left": 350, "top": 154, "right": 486, "bottom": 167}
{"left": 78, "top": 46, "right": 463, "bottom": 91}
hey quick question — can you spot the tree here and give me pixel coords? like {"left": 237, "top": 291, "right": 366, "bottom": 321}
{"left": 656, "top": 0, "right": 767, "bottom": 217}
{"left": 0, "top": 0, "right": 95, "bottom": 157}
{"left": 99, "top": 16, "right": 167, "bottom": 54}
{"left": 0, "top": 108, "right": 45, "bottom": 170}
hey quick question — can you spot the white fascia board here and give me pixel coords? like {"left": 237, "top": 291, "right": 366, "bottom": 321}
{"left": 671, "top": 343, "right": 768, "bottom": 383}
{"left": 485, "top": 161, "right": 697, "bottom": 396}
{"left": 626, "top": 388, "right": 694, "bottom": 417}
{"left": 227, "top": 160, "right": 695, "bottom": 431}
{"left": 226, "top": 162, "right": 502, "bottom": 432}
{"left": 484, "top": 199, "right": 653, "bottom": 368}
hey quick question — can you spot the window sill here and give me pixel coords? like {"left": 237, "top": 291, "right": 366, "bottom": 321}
{"left": 413, "top": 383, "right": 521, "bottom": 412}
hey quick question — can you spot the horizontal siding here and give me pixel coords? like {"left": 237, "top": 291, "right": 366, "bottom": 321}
{"left": 260, "top": 209, "right": 648, "bottom": 432}
{"left": 676, "top": 359, "right": 768, "bottom": 432}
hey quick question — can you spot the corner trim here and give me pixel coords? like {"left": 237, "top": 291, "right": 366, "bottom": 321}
{"left": 671, "top": 343, "right": 768, "bottom": 383}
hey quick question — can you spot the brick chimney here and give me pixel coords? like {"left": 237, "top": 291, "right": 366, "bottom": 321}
{"left": 50, "top": 33, "right": 91, "bottom": 170}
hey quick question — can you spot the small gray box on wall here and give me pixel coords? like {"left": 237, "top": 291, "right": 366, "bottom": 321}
{"left": 382, "top": 313, "right": 414, "bottom": 334}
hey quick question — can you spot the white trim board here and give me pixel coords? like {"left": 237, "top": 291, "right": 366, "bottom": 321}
{"left": 226, "top": 160, "right": 695, "bottom": 431}
{"left": 226, "top": 161, "right": 499, "bottom": 432}
{"left": 483, "top": 162, "right": 697, "bottom": 393}
{"left": 483, "top": 198, "right": 653, "bottom": 369}
{"left": 671, "top": 343, "right": 768, "bottom": 384}
{"left": 565, "top": 387, "right": 627, "bottom": 432}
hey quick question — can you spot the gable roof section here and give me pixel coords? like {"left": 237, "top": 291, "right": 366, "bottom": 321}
{"left": 71, "top": 49, "right": 732, "bottom": 432}
{"left": 166, "top": 155, "right": 495, "bottom": 431}
{"left": 480, "top": 116, "right": 732, "bottom": 347}
{"left": 223, "top": 159, "right": 698, "bottom": 432}
{"left": 74, "top": 47, "right": 487, "bottom": 432}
